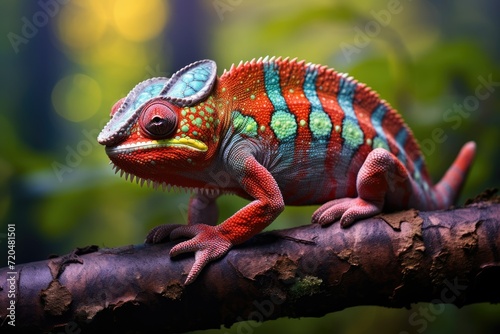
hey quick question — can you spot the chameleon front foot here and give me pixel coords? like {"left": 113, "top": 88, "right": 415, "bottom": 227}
{"left": 169, "top": 224, "right": 232, "bottom": 285}
{"left": 145, "top": 224, "right": 183, "bottom": 244}
{"left": 312, "top": 197, "right": 383, "bottom": 228}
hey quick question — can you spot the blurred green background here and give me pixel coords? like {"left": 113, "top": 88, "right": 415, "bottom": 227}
{"left": 0, "top": 0, "right": 499, "bottom": 333}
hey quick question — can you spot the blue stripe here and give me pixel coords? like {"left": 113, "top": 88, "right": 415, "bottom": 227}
{"left": 292, "top": 66, "right": 333, "bottom": 202}
{"left": 303, "top": 67, "right": 332, "bottom": 142}
{"left": 263, "top": 61, "right": 297, "bottom": 174}
{"left": 339, "top": 76, "right": 363, "bottom": 152}
{"left": 414, "top": 154, "right": 424, "bottom": 171}
{"left": 264, "top": 62, "right": 292, "bottom": 116}
{"left": 412, "top": 154, "right": 431, "bottom": 193}
{"left": 334, "top": 76, "right": 364, "bottom": 196}
{"left": 371, "top": 103, "right": 390, "bottom": 150}
{"left": 338, "top": 77, "right": 357, "bottom": 117}
{"left": 395, "top": 127, "right": 409, "bottom": 165}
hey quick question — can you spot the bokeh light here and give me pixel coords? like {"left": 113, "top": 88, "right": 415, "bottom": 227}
{"left": 51, "top": 74, "right": 102, "bottom": 122}
{"left": 113, "top": 0, "right": 168, "bottom": 42}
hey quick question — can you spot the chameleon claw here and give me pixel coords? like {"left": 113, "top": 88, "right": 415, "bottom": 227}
{"left": 169, "top": 224, "right": 232, "bottom": 285}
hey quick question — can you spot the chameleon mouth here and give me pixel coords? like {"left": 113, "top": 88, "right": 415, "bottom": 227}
{"left": 109, "top": 163, "right": 221, "bottom": 196}
{"left": 105, "top": 137, "right": 208, "bottom": 155}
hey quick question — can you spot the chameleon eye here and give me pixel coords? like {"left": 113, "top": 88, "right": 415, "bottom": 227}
{"left": 110, "top": 97, "right": 125, "bottom": 117}
{"left": 139, "top": 100, "right": 178, "bottom": 138}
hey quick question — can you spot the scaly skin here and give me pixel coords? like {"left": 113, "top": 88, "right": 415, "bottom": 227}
{"left": 97, "top": 57, "right": 476, "bottom": 284}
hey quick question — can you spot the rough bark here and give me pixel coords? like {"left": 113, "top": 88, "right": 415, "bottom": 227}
{"left": 1, "top": 194, "right": 500, "bottom": 333}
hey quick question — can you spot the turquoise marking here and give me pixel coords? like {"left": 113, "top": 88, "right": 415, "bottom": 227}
{"left": 334, "top": 76, "right": 362, "bottom": 197}
{"left": 414, "top": 155, "right": 424, "bottom": 173}
{"left": 133, "top": 83, "right": 164, "bottom": 109}
{"left": 264, "top": 63, "right": 289, "bottom": 111}
{"left": 232, "top": 111, "right": 258, "bottom": 137}
{"left": 169, "top": 70, "right": 209, "bottom": 98}
{"left": 270, "top": 111, "right": 296, "bottom": 140}
{"left": 371, "top": 103, "right": 390, "bottom": 150}
{"left": 263, "top": 61, "right": 298, "bottom": 184}
{"left": 395, "top": 127, "right": 409, "bottom": 165}
{"left": 412, "top": 155, "right": 429, "bottom": 190}
{"left": 163, "top": 60, "right": 216, "bottom": 102}
{"left": 292, "top": 66, "right": 332, "bottom": 202}
{"left": 264, "top": 62, "right": 297, "bottom": 141}
{"left": 98, "top": 77, "right": 169, "bottom": 145}
{"left": 342, "top": 118, "right": 364, "bottom": 147}
{"left": 304, "top": 67, "right": 332, "bottom": 141}
{"left": 339, "top": 76, "right": 363, "bottom": 150}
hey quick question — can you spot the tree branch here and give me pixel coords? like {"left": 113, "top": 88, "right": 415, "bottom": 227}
{"left": 1, "top": 195, "right": 500, "bottom": 333}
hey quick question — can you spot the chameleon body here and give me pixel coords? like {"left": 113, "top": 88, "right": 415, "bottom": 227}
{"left": 97, "top": 57, "right": 475, "bottom": 284}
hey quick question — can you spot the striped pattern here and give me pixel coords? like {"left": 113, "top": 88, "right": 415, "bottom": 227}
{"left": 218, "top": 57, "right": 433, "bottom": 204}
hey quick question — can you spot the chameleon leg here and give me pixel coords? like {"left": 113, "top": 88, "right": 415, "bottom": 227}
{"left": 145, "top": 193, "right": 219, "bottom": 244}
{"left": 312, "top": 148, "right": 412, "bottom": 228}
{"left": 168, "top": 154, "right": 284, "bottom": 284}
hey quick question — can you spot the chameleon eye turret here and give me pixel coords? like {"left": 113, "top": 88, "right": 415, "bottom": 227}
{"left": 139, "top": 99, "right": 178, "bottom": 139}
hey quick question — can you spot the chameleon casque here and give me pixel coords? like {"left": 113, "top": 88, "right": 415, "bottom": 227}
{"left": 97, "top": 57, "right": 475, "bottom": 284}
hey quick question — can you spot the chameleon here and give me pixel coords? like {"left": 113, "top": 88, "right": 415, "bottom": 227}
{"left": 97, "top": 57, "right": 475, "bottom": 285}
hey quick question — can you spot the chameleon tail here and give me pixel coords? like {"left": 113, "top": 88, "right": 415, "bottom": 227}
{"left": 433, "top": 141, "right": 476, "bottom": 208}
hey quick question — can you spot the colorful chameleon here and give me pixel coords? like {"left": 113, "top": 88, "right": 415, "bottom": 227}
{"left": 97, "top": 57, "right": 475, "bottom": 284}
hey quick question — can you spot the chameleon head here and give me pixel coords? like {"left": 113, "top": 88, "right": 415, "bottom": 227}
{"left": 97, "top": 60, "right": 222, "bottom": 185}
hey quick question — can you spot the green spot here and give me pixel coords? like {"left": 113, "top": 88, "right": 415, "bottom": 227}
{"left": 373, "top": 137, "right": 389, "bottom": 150}
{"left": 181, "top": 109, "right": 187, "bottom": 117}
{"left": 260, "top": 125, "right": 266, "bottom": 132}
{"left": 342, "top": 119, "right": 364, "bottom": 147}
{"left": 190, "top": 107, "right": 196, "bottom": 113}
{"left": 232, "top": 111, "right": 258, "bottom": 137}
{"left": 193, "top": 117, "right": 203, "bottom": 127}
{"left": 206, "top": 123, "right": 211, "bottom": 128}
{"left": 270, "top": 111, "right": 297, "bottom": 140}
{"left": 299, "top": 119, "right": 306, "bottom": 127}
{"left": 206, "top": 107, "right": 214, "bottom": 114}
{"left": 335, "top": 125, "right": 341, "bottom": 133}
{"left": 192, "top": 131, "right": 198, "bottom": 136}
{"left": 289, "top": 276, "right": 323, "bottom": 299}
{"left": 250, "top": 94, "right": 256, "bottom": 100}
{"left": 181, "top": 125, "right": 189, "bottom": 132}
{"left": 187, "top": 158, "right": 192, "bottom": 163}
{"left": 233, "top": 96, "right": 237, "bottom": 101}
{"left": 189, "top": 115, "right": 194, "bottom": 120}
{"left": 208, "top": 116, "right": 214, "bottom": 122}
{"left": 199, "top": 110, "right": 205, "bottom": 117}
{"left": 309, "top": 111, "right": 332, "bottom": 137}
